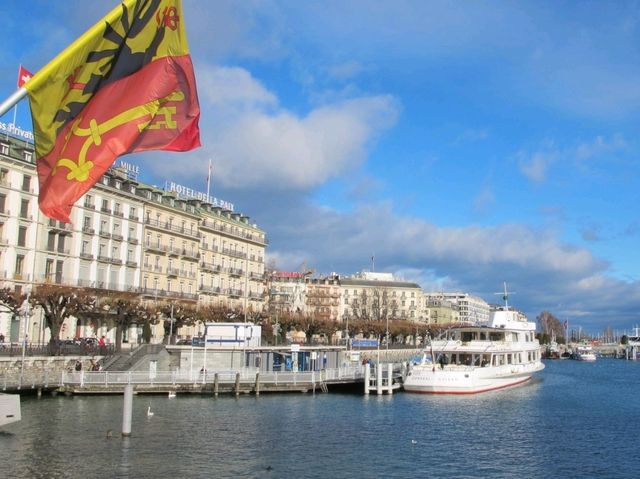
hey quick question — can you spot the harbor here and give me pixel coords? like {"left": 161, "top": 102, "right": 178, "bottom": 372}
{"left": 2, "top": 359, "right": 640, "bottom": 479}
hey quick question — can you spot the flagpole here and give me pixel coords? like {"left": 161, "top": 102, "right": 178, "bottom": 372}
{"left": 0, "top": 88, "right": 27, "bottom": 118}
{"left": 206, "top": 158, "right": 212, "bottom": 202}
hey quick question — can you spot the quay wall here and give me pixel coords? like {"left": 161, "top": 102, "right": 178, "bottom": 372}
{"left": 0, "top": 356, "right": 106, "bottom": 389}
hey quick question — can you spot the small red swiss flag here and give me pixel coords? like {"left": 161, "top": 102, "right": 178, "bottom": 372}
{"left": 17, "top": 65, "right": 33, "bottom": 88}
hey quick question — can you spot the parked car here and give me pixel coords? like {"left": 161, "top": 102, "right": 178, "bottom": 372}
{"left": 176, "top": 339, "right": 192, "bottom": 345}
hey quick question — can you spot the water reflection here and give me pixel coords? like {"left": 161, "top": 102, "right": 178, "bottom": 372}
{"left": 1, "top": 361, "right": 639, "bottom": 478}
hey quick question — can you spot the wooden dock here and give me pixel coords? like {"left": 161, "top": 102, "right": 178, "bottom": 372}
{"left": 2, "top": 367, "right": 372, "bottom": 396}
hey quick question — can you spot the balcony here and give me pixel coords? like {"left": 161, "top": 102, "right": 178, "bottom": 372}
{"left": 199, "top": 284, "right": 221, "bottom": 295}
{"left": 109, "top": 258, "right": 123, "bottom": 265}
{"left": 98, "top": 230, "right": 111, "bottom": 239}
{"left": 113, "top": 210, "right": 124, "bottom": 218}
{"left": 82, "top": 226, "right": 95, "bottom": 235}
{"left": 144, "top": 217, "right": 200, "bottom": 239}
{"left": 181, "top": 249, "right": 200, "bottom": 261}
{"left": 97, "top": 255, "right": 110, "bottom": 263}
{"left": 127, "top": 237, "right": 139, "bottom": 244}
{"left": 129, "top": 213, "right": 139, "bottom": 221}
{"left": 112, "top": 233, "right": 123, "bottom": 241}
{"left": 167, "top": 267, "right": 180, "bottom": 277}
{"left": 100, "top": 206, "right": 111, "bottom": 214}
{"left": 228, "top": 268, "right": 243, "bottom": 277}
{"left": 126, "top": 260, "right": 138, "bottom": 268}
{"left": 84, "top": 202, "right": 95, "bottom": 210}
{"left": 144, "top": 242, "right": 167, "bottom": 254}
{"left": 80, "top": 252, "right": 94, "bottom": 260}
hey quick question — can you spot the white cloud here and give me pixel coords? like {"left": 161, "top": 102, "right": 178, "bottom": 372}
{"left": 171, "top": 66, "right": 400, "bottom": 190}
{"left": 197, "top": 65, "right": 277, "bottom": 109}
{"left": 518, "top": 150, "right": 557, "bottom": 184}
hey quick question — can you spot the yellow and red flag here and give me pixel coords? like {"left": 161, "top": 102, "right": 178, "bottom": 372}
{"left": 24, "top": 0, "right": 200, "bottom": 222}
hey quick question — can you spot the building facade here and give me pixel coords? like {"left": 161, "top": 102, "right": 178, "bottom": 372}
{"left": 0, "top": 135, "right": 267, "bottom": 344}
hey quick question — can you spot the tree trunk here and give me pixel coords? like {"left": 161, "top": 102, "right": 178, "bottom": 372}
{"left": 115, "top": 322, "right": 123, "bottom": 353}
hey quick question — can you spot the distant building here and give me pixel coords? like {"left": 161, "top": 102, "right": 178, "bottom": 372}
{"left": 340, "top": 271, "right": 425, "bottom": 322}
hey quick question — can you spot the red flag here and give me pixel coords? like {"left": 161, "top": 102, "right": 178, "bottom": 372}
{"left": 25, "top": 0, "right": 200, "bottom": 223}
{"left": 17, "top": 65, "right": 33, "bottom": 88}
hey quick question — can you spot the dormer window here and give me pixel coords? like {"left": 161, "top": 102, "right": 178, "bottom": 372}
{"left": 0, "top": 143, "right": 9, "bottom": 155}
{"left": 23, "top": 151, "right": 33, "bottom": 162}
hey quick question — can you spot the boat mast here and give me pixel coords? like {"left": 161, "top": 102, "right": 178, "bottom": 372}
{"left": 494, "top": 281, "right": 515, "bottom": 311}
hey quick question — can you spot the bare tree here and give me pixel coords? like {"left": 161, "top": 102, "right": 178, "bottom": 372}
{"left": 537, "top": 311, "right": 565, "bottom": 341}
{"left": 98, "top": 293, "right": 149, "bottom": 351}
{"left": 29, "top": 285, "right": 96, "bottom": 354}
{"left": 0, "top": 287, "right": 25, "bottom": 316}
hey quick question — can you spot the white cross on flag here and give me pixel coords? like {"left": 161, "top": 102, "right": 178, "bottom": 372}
{"left": 17, "top": 65, "right": 33, "bottom": 88}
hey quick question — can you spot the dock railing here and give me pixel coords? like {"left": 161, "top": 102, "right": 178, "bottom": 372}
{"left": 2, "top": 365, "right": 366, "bottom": 391}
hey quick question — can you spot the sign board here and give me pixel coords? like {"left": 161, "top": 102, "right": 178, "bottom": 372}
{"left": 351, "top": 339, "right": 379, "bottom": 348}
{"left": 310, "top": 351, "right": 317, "bottom": 360}
{"left": 349, "top": 351, "right": 361, "bottom": 362}
{"left": 290, "top": 344, "right": 300, "bottom": 353}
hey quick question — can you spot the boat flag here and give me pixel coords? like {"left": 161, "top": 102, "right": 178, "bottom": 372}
{"left": 17, "top": 65, "right": 33, "bottom": 88}
{"left": 24, "top": 0, "right": 200, "bottom": 222}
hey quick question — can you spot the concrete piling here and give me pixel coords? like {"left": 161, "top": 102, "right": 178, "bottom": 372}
{"left": 122, "top": 384, "right": 134, "bottom": 437}
{"left": 364, "top": 363, "right": 370, "bottom": 395}
{"left": 255, "top": 372, "right": 260, "bottom": 396}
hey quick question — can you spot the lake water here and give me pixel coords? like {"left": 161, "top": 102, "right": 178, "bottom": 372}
{"left": 1, "top": 359, "right": 638, "bottom": 478}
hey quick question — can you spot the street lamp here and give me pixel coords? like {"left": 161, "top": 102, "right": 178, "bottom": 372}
{"left": 386, "top": 315, "right": 389, "bottom": 350}
{"left": 168, "top": 302, "right": 175, "bottom": 345}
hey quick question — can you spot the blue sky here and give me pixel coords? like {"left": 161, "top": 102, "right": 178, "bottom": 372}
{"left": 2, "top": 0, "right": 640, "bottom": 333}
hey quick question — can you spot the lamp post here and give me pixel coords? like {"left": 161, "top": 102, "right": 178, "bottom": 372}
{"left": 19, "top": 290, "right": 31, "bottom": 385}
{"left": 386, "top": 315, "right": 389, "bottom": 350}
{"left": 168, "top": 302, "right": 174, "bottom": 345}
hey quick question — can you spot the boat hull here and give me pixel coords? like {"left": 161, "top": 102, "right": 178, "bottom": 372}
{"left": 403, "top": 363, "right": 544, "bottom": 395}
{"left": 0, "top": 393, "right": 21, "bottom": 427}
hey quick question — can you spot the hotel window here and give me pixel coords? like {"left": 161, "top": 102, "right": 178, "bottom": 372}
{"left": 45, "top": 259, "right": 54, "bottom": 280}
{"left": 15, "top": 254, "right": 24, "bottom": 277}
{"left": 84, "top": 195, "right": 93, "bottom": 207}
{"left": 81, "top": 240, "right": 90, "bottom": 255}
{"left": 0, "top": 168, "right": 8, "bottom": 185}
{"left": 17, "top": 225, "right": 27, "bottom": 247}
{"left": 101, "top": 198, "right": 109, "bottom": 212}
{"left": 23, "top": 151, "right": 33, "bottom": 162}
{"left": 19, "top": 199, "right": 29, "bottom": 219}
{"left": 22, "top": 174, "right": 31, "bottom": 192}
{"left": 114, "top": 202, "right": 121, "bottom": 215}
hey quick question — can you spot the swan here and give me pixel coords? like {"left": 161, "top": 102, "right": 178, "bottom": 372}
{"left": 168, "top": 391, "right": 176, "bottom": 398}
{"left": 147, "top": 406, "right": 154, "bottom": 417}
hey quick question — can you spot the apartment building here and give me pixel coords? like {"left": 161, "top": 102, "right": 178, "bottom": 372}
{"left": 0, "top": 134, "right": 268, "bottom": 343}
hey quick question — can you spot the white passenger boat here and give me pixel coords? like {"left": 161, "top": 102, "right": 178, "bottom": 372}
{"left": 0, "top": 393, "right": 21, "bottom": 427}
{"left": 403, "top": 290, "right": 544, "bottom": 395}
{"left": 572, "top": 344, "right": 597, "bottom": 362}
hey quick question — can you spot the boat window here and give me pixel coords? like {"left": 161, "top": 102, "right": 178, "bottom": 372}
{"left": 481, "top": 354, "right": 490, "bottom": 367}
{"left": 507, "top": 354, "right": 512, "bottom": 364}
{"left": 480, "top": 332, "right": 487, "bottom": 340}
{"left": 461, "top": 332, "right": 474, "bottom": 342}
{"left": 489, "top": 332, "right": 504, "bottom": 341}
